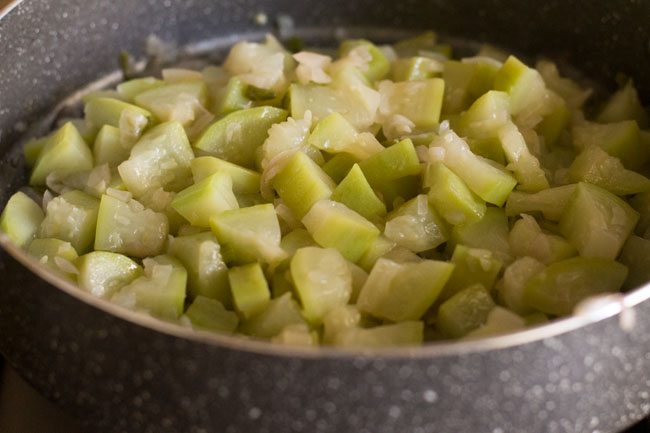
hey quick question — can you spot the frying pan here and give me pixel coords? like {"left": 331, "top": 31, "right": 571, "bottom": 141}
{"left": 1, "top": 1, "right": 650, "bottom": 432}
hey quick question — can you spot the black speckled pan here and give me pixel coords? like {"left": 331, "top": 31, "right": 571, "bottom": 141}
{"left": 1, "top": 1, "right": 650, "bottom": 432}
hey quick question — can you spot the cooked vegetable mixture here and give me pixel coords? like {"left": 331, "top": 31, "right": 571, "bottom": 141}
{"left": 2, "top": 32, "right": 650, "bottom": 347}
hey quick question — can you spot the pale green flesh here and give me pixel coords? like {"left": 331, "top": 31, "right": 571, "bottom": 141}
{"left": 3, "top": 32, "right": 649, "bottom": 347}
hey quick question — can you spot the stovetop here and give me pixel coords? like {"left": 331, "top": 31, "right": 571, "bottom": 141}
{"left": 0, "top": 358, "right": 648, "bottom": 433}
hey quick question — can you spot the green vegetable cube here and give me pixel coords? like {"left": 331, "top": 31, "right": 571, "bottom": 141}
{"left": 384, "top": 194, "right": 449, "bottom": 252}
{"left": 210, "top": 204, "right": 286, "bottom": 265}
{"left": 23, "top": 136, "right": 48, "bottom": 168}
{"left": 339, "top": 39, "right": 390, "bottom": 82}
{"left": 497, "top": 257, "right": 545, "bottom": 315}
{"left": 112, "top": 255, "right": 187, "bottom": 320}
{"left": 436, "top": 284, "right": 495, "bottom": 338}
{"left": 168, "top": 232, "right": 230, "bottom": 304}
{"left": 559, "top": 182, "right": 639, "bottom": 259}
{"left": 185, "top": 296, "right": 239, "bottom": 334}
{"left": 212, "top": 76, "right": 252, "bottom": 116}
{"left": 273, "top": 151, "right": 336, "bottom": 219}
{"left": 27, "top": 238, "right": 79, "bottom": 280}
{"left": 457, "top": 91, "right": 510, "bottom": 139}
{"left": 359, "top": 138, "right": 421, "bottom": 185}
{"left": 116, "top": 77, "right": 164, "bottom": 102}
{"left": 440, "top": 244, "right": 503, "bottom": 302}
{"left": 505, "top": 184, "right": 576, "bottom": 221}
{"left": 134, "top": 81, "right": 208, "bottom": 127}
{"left": 190, "top": 156, "right": 261, "bottom": 194}
{"left": 76, "top": 251, "right": 142, "bottom": 298}
{"left": 509, "top": 214, "right": 577, "bottom": 264}
{"left": 194, "top": 106, "right": 288, "bottom": 168}
{"left": 331, "top": 164, "right": 386, "bottom": 222}
{"left": 597, "top": 80, "right": 648, "bottom": 128}
{"left": 94, "top": 193, "right": 169, "bottom": 258}
{"left": 572, "top": 120, "right": 647, "bottom": 170}
{"left": 378, "top": 79, "right": 445, "bottom": 129}
{"left": 333, "top": 321, "right": 424, "bottom": 348}
{"left": 240, "top": 292, "right": 307, "bottom": 339}
{"left": 494, "top": 55, "right": 547, "bottom": 116}
{"left": 322, "top": 305, "right": 361, "bottom": 344}
{"left": 84, "top": 97, "right": 153, "bottom": 130}
{"left": 357, "top": 235, "right": 397, "bottom": 272}
{"left": 39, "top": 190, "right": 100, "bottom": 254}
{"left": 433, "top": 130, "right": 516, "bottom": 206}
{"left": 568, "top": 145, "right": 650, "bottom": 195}
{"left": 308, "top": 112, "right": 383, "bottom": 160}
{"left": 0, "top": 191, "right": 45, "bottom": 247}
{"left": 30, "top": 122, "right": 94, "bottom": 186}
{"left": 391, "top": 57, "right": 441, "bottom": 82}
{"left": 229, "top": 262, "right": 271, "bottom": 319}
{"left": 448, "top": 207, "right": 513, "bottom": 264}
{"left": 118, "top": 122, "right": 195, "bottom": 197}
{"left": 291, "top": 247, "right": 352, "bottom": 324}
{"left": 271, "top": 324, "right": 319, "bottom": 346}
{"left": 93, "top": 125, "right": 131, "bottom": 167}
{"left": 498, "top": 122, "right": 549, "bottom": 192}
{"left": 322, "top": 153, "right": 359, "bottom": 183}
{"left": 302, "top": 200, "right": 380, "bottom": 262}
{"left": 464, "top": 306, "right": 525, "bottom": 339}
{"left": 523, "top": 257, "right": 628, "bottom": 316}
{"left": 171, "top": 172, "right": 239, "bottom": 228}
{"left": 425, "top": 161, "right": 486, "bottom": 225}
{"left": 357, "top": 258, "right": 454, "bottom": 322}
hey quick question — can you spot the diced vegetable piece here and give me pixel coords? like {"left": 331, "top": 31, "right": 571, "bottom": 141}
{"left": 384, "top": 194, "right": 448, "bottom": 252}
{"left": 437, "top": 284, "right": 495, "bottom": 338}
{"left": 497, "top": 257, "right": 546, "bottom": 315}
{"left": 240, "top": 292, "right": 307, "bottom": 339}
{"left": 457, "top": 91, "right": 510, "bottom": 139}
{"left": 523, "top": 257, "right": 628, "bottom": 316}
{"left": 448, "top": 207, "right": 513, "bottom": 264}
{"left": 440, "top": 245, "right": 502, "bottom": 302}
{"left": 323, "top": 305, "right": 362, "bottom": 344}
{"left": 27, "top": 238, "right": 79, "bottom": 280}
{"left": 358, "top": 235, "right": 397, "bottom": 272}
{"left": 0, "top": 191, "right": 45, "bottom": 247}
{"left": 308, "top": 112, "right": 383, "bottom": 160}
{"left": 597, "top": 80, "right": 648, "bottom": 128}
{"left": 112, "top": 255, "right": 187, "bottom": 320}
{"left": 630, "top": 191, "right": 650, "bottom": 236}
{"left": 505, "top": 184, "right": 576, "bottom": 221}
{"left": 194, "top": 106, "right": 289, "bottom": 168}
{"left": 498, "top": 122, "right": 549, "bottom": 192}
{"left": 425, "top": 161, "right": 486, "bottom": 225}
{"left": 185, "top": 296, "right": 239, "bottom": 334}
{"left": 212, "top": 76, "right": 251, "bottom": 115}
{"left": 432, "top": 129, "right": 517, "bottom": 206}
{"left": 537, "top": 101, "right": 571, "bottom": 147}
{"left": 302, "top": 200, "right": 380, "bottom": 262}
{"left": 210, "top": 204, "right": 285, "bottom": 265}
{"left": 494, "top": 56, "right": 547, "bottom": 116}
{"left": 30, "top": 122, "right": 93, "bottom": 186}
{"left": 442, "top": 60, "right": 478, "bottom": 114}
{"left": 372, "top": 175, "right": 421, "bottom": 211}
{"left": 39, "top": 190, "right": 100, "bottom": 254}
{"left": 291, "top": 247, "right": 352, "bottom": 324}
{"left": 94, "top": 193, "right": 168, "bottom": 258}
{"left": 509, "top": 214, "right": 577, "bottom": 264}
{"left": 85, "top": 97, "right": 153, "bottom": 130}
{"left": 228, "top": 262, "right": 271, "bottom": 319}
{"left": 466, "top": 137, "right": 506, "bottom": 165}
{"left": 340, "top": 39, "right": 390, "bottom": 82}
{"left": 322, "top": 153, "right": 359, "bottom": 183}
{"left": 93, "top": 125, "right": 130, "bottom": 167}
{"left": 333, "top": 321, "right": 424, "bottom": 348}
{"left": 394, "top": 31, "right": 438, "bottom": 56}
{"left": 331, "top": 164, "right": 386, "bottom": 222}
{"left": 171, "top": 172, "right": 238, "bottom": 228}
{"left": 357, "top": 258, "right": 454, "bottom": 322}
{"left": 568, "top": 145, "right": 650, "bottom": 195}
{"left": 190, "top": 156, "right": 260, "bottom": 194}
{"left": 280, "top": 228, "right": 317, "bottom": 256}
{"left": 134, "top": 81, "right": 208, "bottom": 127}
{"left": 77, "top": 251, "right": 142, "bottom": 299}
{"left": 23, "top": 136, "right": 48, "bottom": 168}
{"left": 168, "top": 232, "right": 229, "bottom": 303}
{"left": 464, "top": 306, "right": 526, "bottom": 339}
{"left": 271, "top": 324, "right": 319, "bottom": 346}
{"left": 272, "top": 151, "right": 336, "bottom": 219}
{"left": 117, "top": 77, "right": 165, "bottom": 102}
{"left": 572, "top": 120, "right": 647, "bottom": 170}
{"left": 392, "top": 57, "right": 441, "bottom": 82}
{"left": 359, "top": 138, "right": 421, "bottom": 185}
{"left": 536, "top": 60, "right": 591, "bottom": 110}
{"left": 288, "top": 79, "right": 379, "bottom": 131}
{"left": 118, "top": 122, "right": 194, "bottom": 197}
{"left": 377, "top": 79, "right": 445, "bottom": 130}
{"left": 559, "top": 182, "right": 639, "bottom": 259}
{"left": 619, "top": 235, "right": 650, "bottom": 289}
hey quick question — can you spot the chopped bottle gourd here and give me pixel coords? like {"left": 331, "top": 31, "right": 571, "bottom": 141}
{"left": 3, "top": 31, "right": 650, "bottom": 347}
